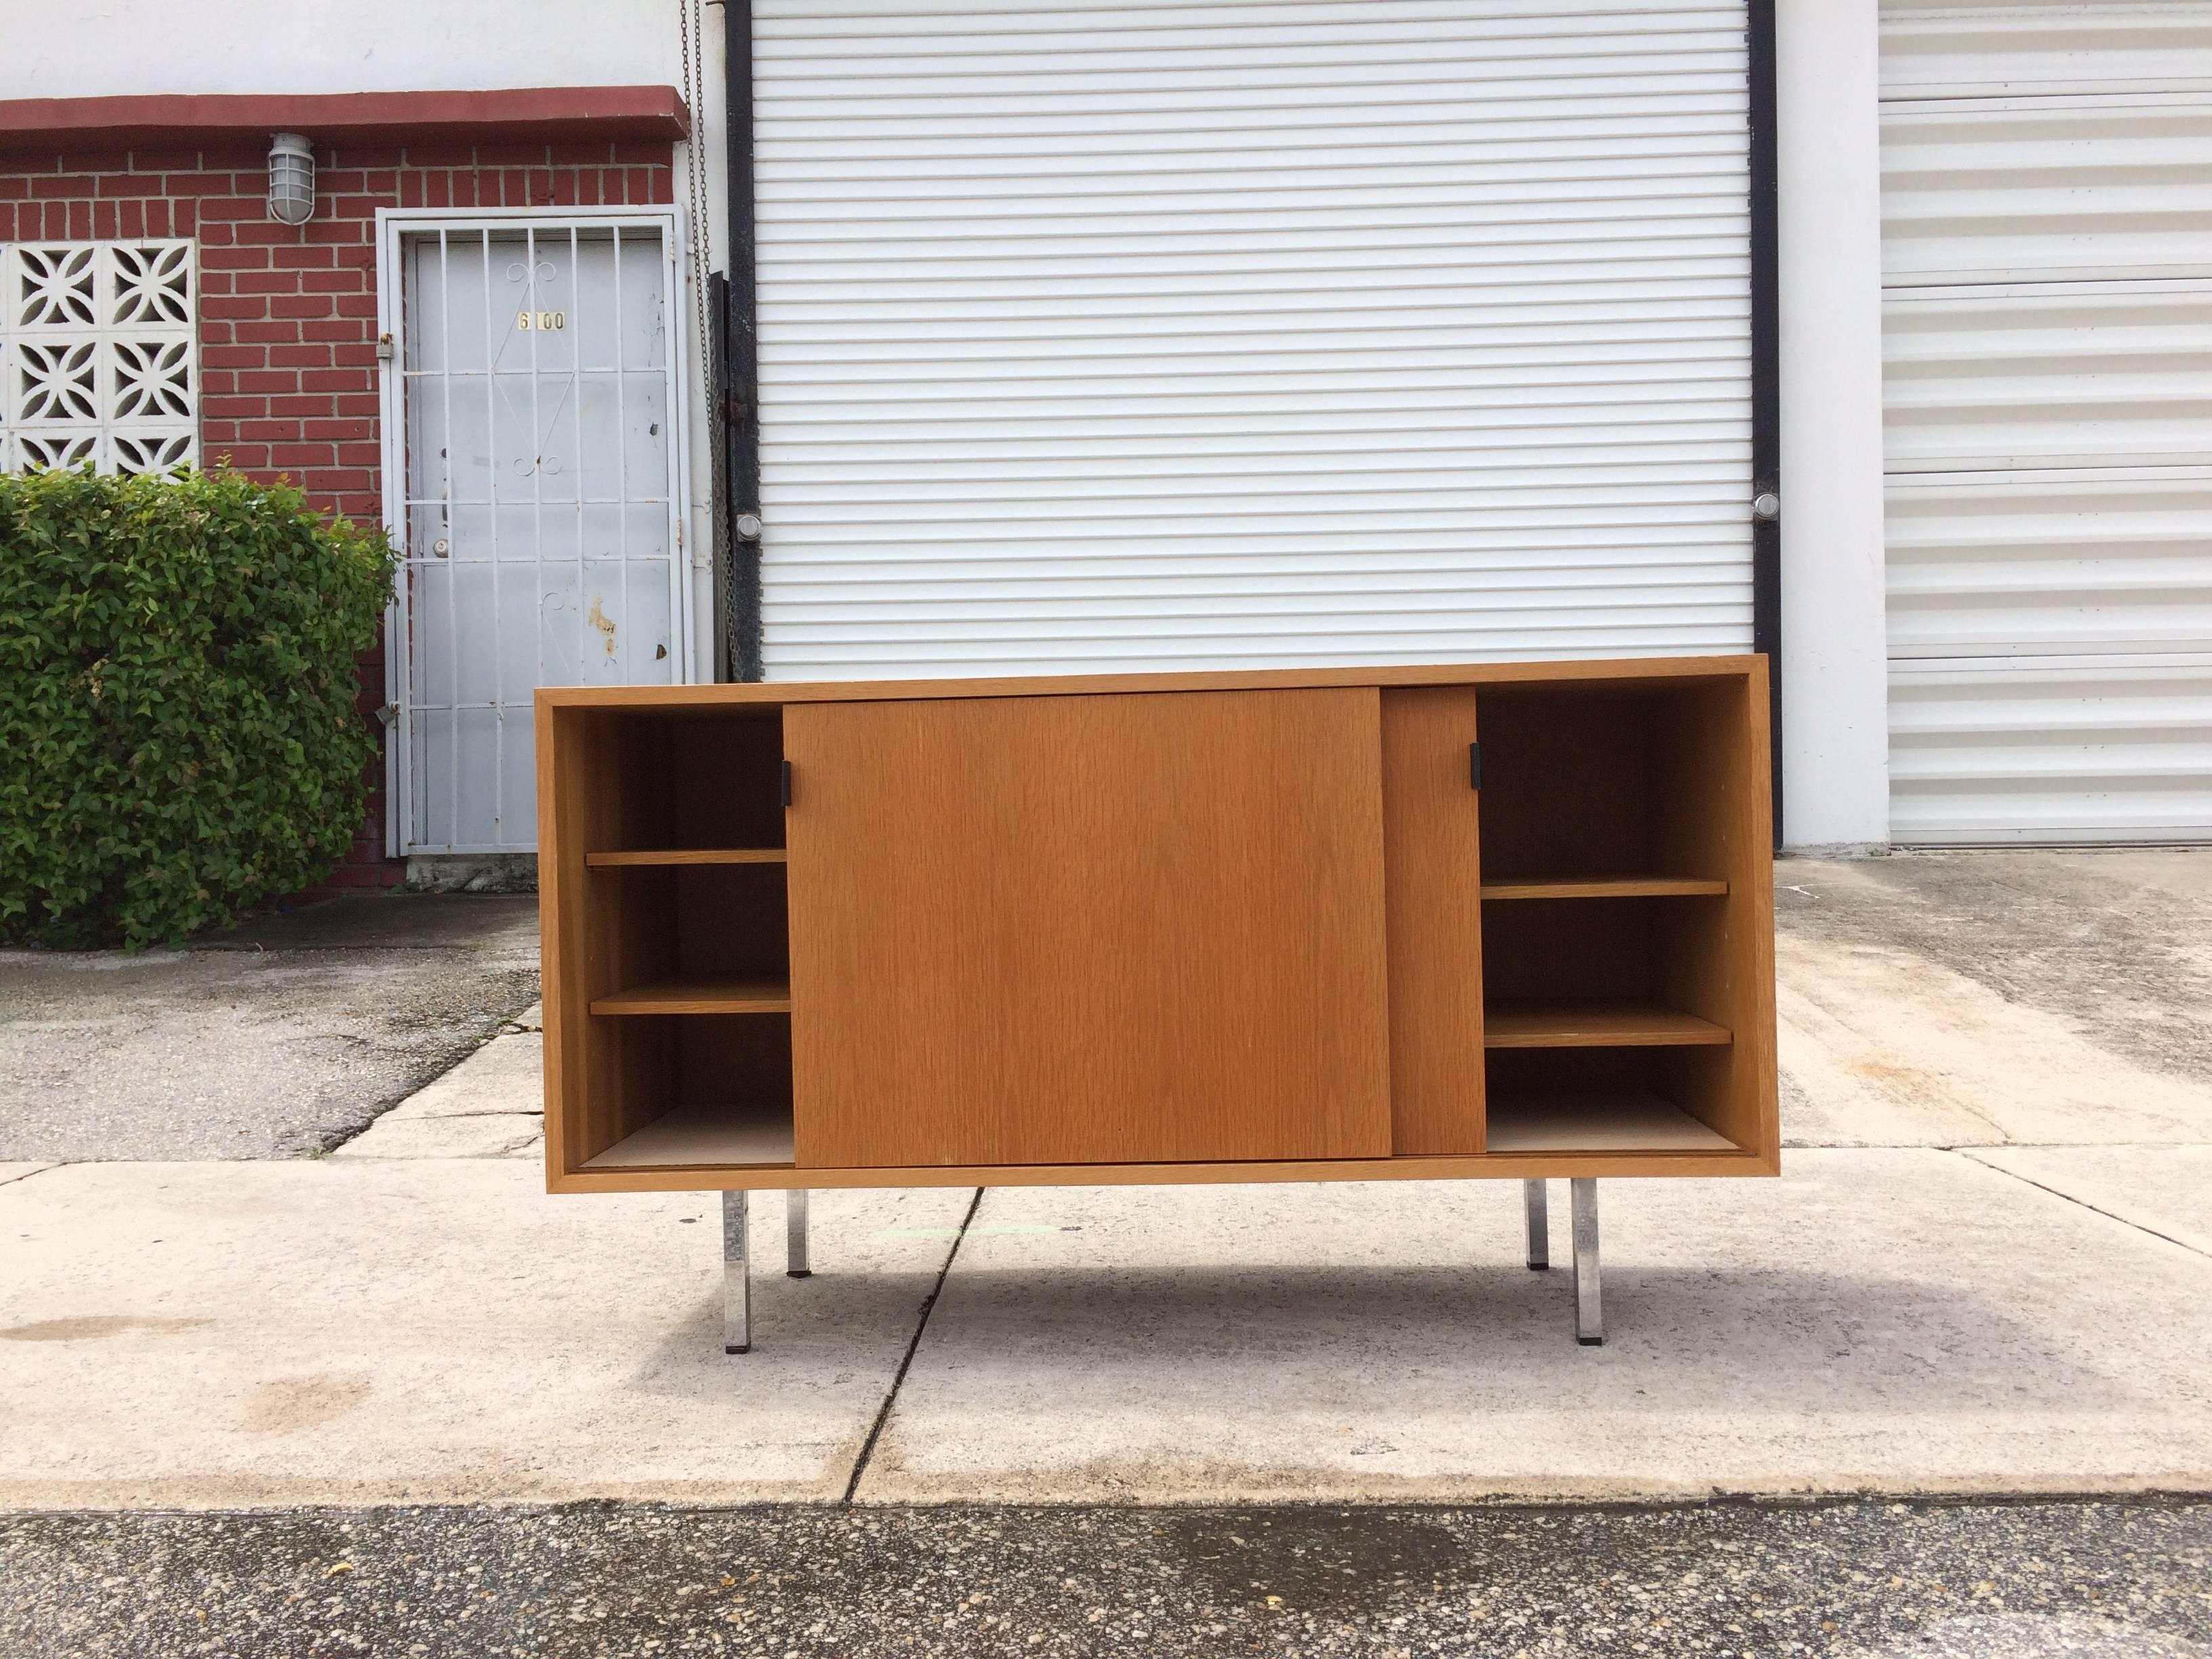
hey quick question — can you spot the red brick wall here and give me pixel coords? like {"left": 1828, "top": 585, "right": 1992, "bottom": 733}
{"left": 0, "top": 138, "right": 674, "bottom": 887}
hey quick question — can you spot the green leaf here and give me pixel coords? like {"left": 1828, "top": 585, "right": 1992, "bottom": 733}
{"left": 0, "top": 467, "right": 396, "bottom": 947}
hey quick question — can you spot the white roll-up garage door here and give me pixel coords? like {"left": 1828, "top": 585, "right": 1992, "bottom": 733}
{"left": 1881, "top": 3, "right": 2212, "bottom": 842}
{"left": 753, "top": 0, "right": 1754, "bottom": 679}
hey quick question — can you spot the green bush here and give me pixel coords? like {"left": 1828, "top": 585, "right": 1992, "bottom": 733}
{"left": 0, "top": 467, "right": 396, "bottom": 948}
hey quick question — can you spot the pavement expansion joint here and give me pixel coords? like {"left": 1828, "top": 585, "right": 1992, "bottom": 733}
{"left": 842, "top": 1185, "right": 985, "bottom": 1506}
{"left": 1963, "top": 1151, "right": 2212, "bottom": 1262}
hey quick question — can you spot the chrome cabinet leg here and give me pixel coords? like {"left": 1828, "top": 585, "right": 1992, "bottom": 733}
{"left": 787, "top": 1189, "right": 812, "bottom": 1278}
{"left": 722, "top": 1189, "right": 752, "bottom": 1355}
{"left": 1571, "top": 1177, "right": 1602, "bottom": 1347}
{"left": 1523, "top": 1179, "right": 1549, "bottom": 1270}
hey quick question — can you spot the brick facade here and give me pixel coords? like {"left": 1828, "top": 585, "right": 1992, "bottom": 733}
{"left": 0, "top": 138, "right": 675, "bottom": 886}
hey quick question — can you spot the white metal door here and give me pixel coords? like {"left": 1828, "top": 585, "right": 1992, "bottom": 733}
{"left": 1881, "top": 3, "right": 2212, "bottom": 842}
{"left": 753, "top": 0, "right": 1755, "bottom": 678}
{"left": 384, "top": 216, "right": 689, "bottom": 853}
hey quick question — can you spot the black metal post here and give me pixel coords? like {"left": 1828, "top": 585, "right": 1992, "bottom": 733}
{"left": 724, "top": 0, "right": 762, "bottom": 682}
{"left": 1748, "top": 0, "right": 1782, "bottom": 846}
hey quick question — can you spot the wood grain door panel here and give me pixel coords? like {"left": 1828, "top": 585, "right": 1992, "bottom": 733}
{"left": 784, "top": 688, "right": 1391, "bottom": 1168}
{"left": 1380, "top": 687, "right": 1486, "bottom": 1153}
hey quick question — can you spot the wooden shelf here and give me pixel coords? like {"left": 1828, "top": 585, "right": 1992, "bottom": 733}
{"left": 583, "top": 1100, "right": 796, "bottom": 1170}
{"left": 591, "top": 974, "right": 792, "bottom": 1016}
{"left": 1481, "top": 874, "right": 1727, "bottom": 901}
{"left": 1486, "top": 1092, "right": 1740, "bottom": 1153}
{"left": 1483, "top": 998, "right": 1731, "bottom": 1048}
{"left": 584, "top": 848, "right": 787, "bottom": 867}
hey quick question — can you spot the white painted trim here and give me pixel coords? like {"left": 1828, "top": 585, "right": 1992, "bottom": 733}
{"left": 374, "top": 216, "right": 405, "bottom": 857}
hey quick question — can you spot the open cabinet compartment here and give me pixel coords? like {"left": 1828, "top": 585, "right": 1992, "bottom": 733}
{"left": 1474, "top": 675, "right": 1770, "bottom": 1158}
{"left": 577, "top": 1015, "right": 795, "bottom": 1171}
{"left": 569, "top": 705, "right": 787, "bottom": 858}
{"left": 1477, "top": 677, "right": 1746, "bottom": 888}
{"left": 1484, "top": 1047, "right": 1741, "bottom": 1153}
{"left": 543, "top": 702, "right": 794, "bottom": 1176}
{"left": 582, "top": 860, "right": 792, "bottom": 1012}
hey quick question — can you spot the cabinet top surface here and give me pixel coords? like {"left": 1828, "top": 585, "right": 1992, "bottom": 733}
{"left": 537, "top": 655, "right": 1767, "bottom": 712}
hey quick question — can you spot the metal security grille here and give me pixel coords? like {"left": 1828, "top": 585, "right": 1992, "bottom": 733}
{"left": 753, "top": 0, "right": 1755, "bottom": 679}
{"left": 0, "top": 239, "right": 197, "bottom": 474}
{"left": 380, "top": 215, "right": 690, "bottom": 855}
{"left": 1881, "top": 2, "right": 2212, "bottom": 842}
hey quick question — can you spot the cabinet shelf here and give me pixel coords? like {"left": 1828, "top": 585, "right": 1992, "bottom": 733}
{"left": 1483, "top": 999, "right": 1731, "bottom": 1049}
{"left": 1486, "top": 1092, "right": 1740, "bottom": 1153}
{"left": 1481, "top": 874, "right": 1727, "bottom": 901}
{"left": 582, "top": 1100, "right": 796, "bottom": 1170}
{"left": 585, "top": 848, "right": 787, "bottom": 867}
{"left": 591, "top": 974, "right": 792, "bottom": 1016}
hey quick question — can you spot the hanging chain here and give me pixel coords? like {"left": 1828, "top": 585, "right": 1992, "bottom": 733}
{"left": 680, "top": 0, "right": 713, "bottom": 377}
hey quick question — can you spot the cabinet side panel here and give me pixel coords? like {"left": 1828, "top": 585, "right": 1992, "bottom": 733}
{"left": 539, "top": 697, "right": 571, "bottom": 1185}
{"left": 1381, "top": 687, "right": 1487, "bottom": 1154}
{"left": 784, "top": 688, "right": 1392, "bottom": 1167}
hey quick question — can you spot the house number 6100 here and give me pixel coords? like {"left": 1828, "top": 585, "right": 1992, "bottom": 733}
{"left": 517, "top": 310, "right": 566, "bottom": 330}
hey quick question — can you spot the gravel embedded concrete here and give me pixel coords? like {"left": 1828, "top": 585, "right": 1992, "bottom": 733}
{"left": 0, "top": 894, "right": 539, "bottom": 1160}
{"left": 1, "top": 1499, "right": 2206, "bottom": 1659}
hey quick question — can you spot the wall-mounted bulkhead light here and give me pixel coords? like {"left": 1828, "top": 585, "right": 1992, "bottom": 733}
{"left": 268, "top": 132, "right": 316, "bottom": 226}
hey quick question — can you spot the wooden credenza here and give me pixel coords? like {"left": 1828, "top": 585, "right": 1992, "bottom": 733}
{"left": 537, "top": 657, "right": 1777, "bottom": 1195}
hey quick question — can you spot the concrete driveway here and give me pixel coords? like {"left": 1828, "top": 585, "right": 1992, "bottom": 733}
{"left": 1, "top": 849, "right": 2206, "bottom": 1509}
{"left": 1, "top": 851, "right": 2208, "bottom": 1656}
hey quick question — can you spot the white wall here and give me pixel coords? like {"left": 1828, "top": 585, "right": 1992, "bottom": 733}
{"left": 1775, "top": 0, "right": 1892, "bottom": 849}
{"left": 11, "top": 0, "right": 684, "bottom": 96}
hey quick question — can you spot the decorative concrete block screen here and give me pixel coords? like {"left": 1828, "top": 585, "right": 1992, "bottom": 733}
{"left": 0, "top": 239, "right": 197, "bottom": 474}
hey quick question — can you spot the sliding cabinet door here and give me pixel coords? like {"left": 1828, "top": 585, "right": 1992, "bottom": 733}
{"left": 1380, "top": 687, "right": 1486, "bottom": 1153}
{"left": 785, "top": 688, "right": 1391, "bottom": 1168}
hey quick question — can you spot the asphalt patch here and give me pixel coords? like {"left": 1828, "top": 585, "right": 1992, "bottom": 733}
{"left": 0, "top": 894, "right": 539, "bottom": 1160}
{"left": 1778, "top": 853, "right": 2212, "bottom": 1085}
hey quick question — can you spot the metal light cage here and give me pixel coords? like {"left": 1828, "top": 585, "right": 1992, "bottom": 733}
{"left": 268, "top": 133, "right": 315, "bottom": 226}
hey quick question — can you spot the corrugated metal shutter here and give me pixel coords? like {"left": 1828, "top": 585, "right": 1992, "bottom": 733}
{"left": 753, "top": 0, "right": 1753, "bottom": 679}
{"left": 1882, "top": 1, "right": 2212, "bottom": 842}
